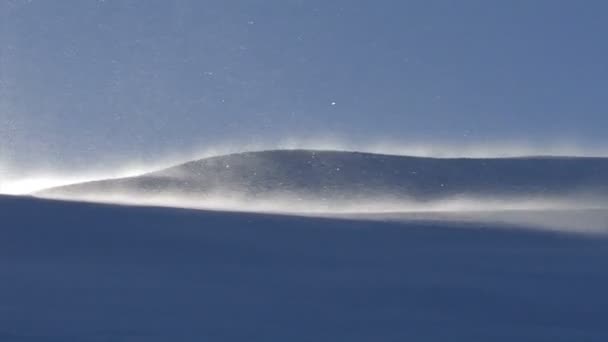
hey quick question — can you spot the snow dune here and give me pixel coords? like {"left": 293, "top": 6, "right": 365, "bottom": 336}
{"left": 37, "top": 150, "right": 608, "bottom": 212}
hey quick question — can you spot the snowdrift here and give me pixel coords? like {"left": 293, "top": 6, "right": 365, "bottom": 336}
{"left": 36, "top": 150, "right": 608, "bottom": 214}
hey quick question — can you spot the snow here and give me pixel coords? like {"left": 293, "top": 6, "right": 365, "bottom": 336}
{"left": 2, "top": 150, "right": 608, "bottom": 340}
{"left": 35, "top": 150, "right": 608, "bottom": 220}
{"left": 1, "top": 194, "right": 608, "bottom": 341}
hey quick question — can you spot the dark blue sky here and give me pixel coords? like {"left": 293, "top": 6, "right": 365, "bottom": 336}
{"left": 1, "top": 0, "right": 608, "bottom": 172}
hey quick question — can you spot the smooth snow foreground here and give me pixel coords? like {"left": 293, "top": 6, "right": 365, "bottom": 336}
{"left": 1, "top": 195, "right": 608, "bottom": 341}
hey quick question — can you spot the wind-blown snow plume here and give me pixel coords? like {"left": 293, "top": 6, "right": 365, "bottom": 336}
{"left": 27, "top": 149, "right": 608, "bottom": 233}
{"left": 3, "top": 139, "right": 608, "bottom": 195}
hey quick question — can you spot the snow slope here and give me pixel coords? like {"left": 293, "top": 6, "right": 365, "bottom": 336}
{"left": 1, "top": 194, "right": 608, "bottom": 341}
{"left": 38, "top": 149, "right": 608, "bottom": 201}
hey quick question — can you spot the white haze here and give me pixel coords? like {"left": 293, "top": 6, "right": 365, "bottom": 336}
{"left": 36, "top": 190, "right": 608, "bottom": 235}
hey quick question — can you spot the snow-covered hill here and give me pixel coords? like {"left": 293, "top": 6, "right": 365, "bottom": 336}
{"left": 1, "top": 194, "right": 608, "bottom": 341}
{"left": 37, "top": 150, "right": 608, "bottom": 212}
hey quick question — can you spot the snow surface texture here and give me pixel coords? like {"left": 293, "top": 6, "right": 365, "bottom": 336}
{"left": 1, "top": 195, "right": 608, "bottom": 341}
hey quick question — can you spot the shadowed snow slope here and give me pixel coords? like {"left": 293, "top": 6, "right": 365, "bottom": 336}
{"left": 37, "top": 150, "right": 608, "bottom": 208}
{"left": 1, "top": 195, "right": 608, "bottom": 341}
